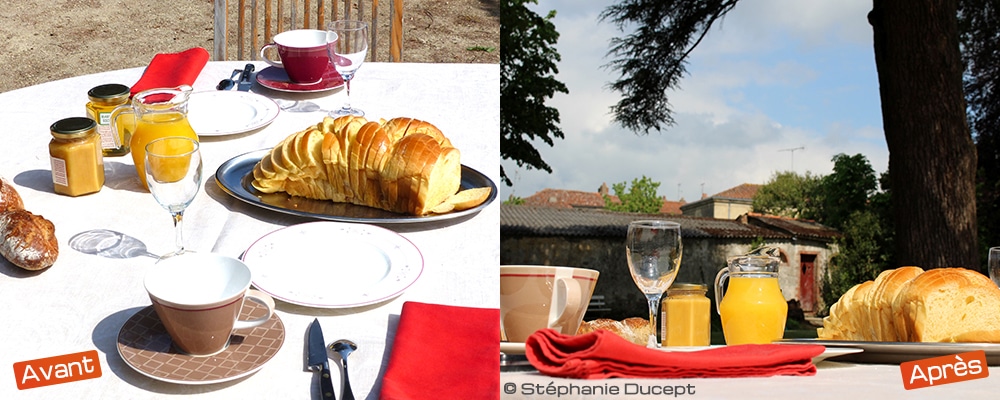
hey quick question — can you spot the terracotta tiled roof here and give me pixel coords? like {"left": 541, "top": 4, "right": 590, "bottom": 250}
{"left": 659, "top": 199, "right": 684, "bottom": 214}
{"left": 500, "top": 205, "right": 798, "bottom": 240}
{"left": 522, "top": 188, "right": 618, "bottom": 209}
{"left": 712, "top": 183, "right": 761, "bottom": 200}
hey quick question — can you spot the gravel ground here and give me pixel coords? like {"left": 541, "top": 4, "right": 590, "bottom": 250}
{"left": 0, "top": 0, "right": 499, "bottom": 93}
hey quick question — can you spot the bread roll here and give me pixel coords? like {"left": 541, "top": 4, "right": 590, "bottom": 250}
{"left": 577, "top": 317, "right": 653, "bottom": 346}
{"left": 819, "top": 267, "right": 1000, "bottom": 343}
{"left": 252, "top": 116, "right": 472, "bottom": 216}
{"left": 0, "top": 209, "right": 58, "bottom": 271}
{"left": 0, "top": 177, "right": 23, "bottom": 213}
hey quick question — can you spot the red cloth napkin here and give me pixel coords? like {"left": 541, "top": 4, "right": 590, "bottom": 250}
{"left": 526, "top": 329, "right": 824, "bottom": 379}
{"left": 380, "top": 302, "right": 500, "bottom": 400}
{"left": 130, "top": 47, "right": 210, "bottom": 97}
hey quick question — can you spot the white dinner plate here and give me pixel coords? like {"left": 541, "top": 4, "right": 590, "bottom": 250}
{"left": 188, "top": 90, "right": 280, "bottom": 136}
{"left": 500, "top": 342, "right": 861, "bottom": 365}
{"left": 240, "top": 221, "right": 423, "bottom": 308}
{"left": 779, "top": 339, "right": 1000, "bottom": 365}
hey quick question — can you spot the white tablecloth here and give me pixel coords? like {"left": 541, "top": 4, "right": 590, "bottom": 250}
{"left": 0, "top": 61, "right": 499, "bottom": 399}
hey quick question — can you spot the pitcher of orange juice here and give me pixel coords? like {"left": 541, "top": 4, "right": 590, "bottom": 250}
{"left": 111, "top": 85, "right": 198, "bottom": 190}
{"left": 714, "top": 248, "right": 787, "bottom": 345}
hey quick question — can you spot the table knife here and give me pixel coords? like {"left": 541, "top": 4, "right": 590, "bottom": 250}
{"left": 237, "top": 63, "right": 255, "bottom": 91}
{"left": 308, "top": 318, "right": 336, "bottom": 400}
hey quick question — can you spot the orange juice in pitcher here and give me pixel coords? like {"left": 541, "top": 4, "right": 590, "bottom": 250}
{"left": 111, "top": 86, "right": 198, "bottom": 189}
{"left": 714, "top": 249, "right": 788, "bottom": 345}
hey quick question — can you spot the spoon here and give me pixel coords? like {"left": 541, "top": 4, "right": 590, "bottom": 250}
{"left": 216, "top": 69, "right": 242, "bottom": 90}
{"left": 330, "top": 339, "right": 357, "bottom": 400}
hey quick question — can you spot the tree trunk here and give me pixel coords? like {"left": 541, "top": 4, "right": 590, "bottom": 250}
{"left": 868, "top": 0, "right": 978, "bottom": 268}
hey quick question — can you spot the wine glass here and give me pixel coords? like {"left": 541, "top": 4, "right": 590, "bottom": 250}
{"left": 326, "top": 20, "right": 369, "bottom": 117}
{"left": 144, "top": 136, "right": 202, "bottom": 259}
{"left": 626, "top": 220, "right": 682, "bottom": 347}
{"left": 990, "top": 246, "right": 1000, "bottom": 288}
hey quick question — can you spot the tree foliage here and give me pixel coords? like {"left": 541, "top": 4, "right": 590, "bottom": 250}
{"left": 753, "top": 154, "right": 895, "bottom": 314}
{"left": 602, "top": 0, "right": 979, "bottom": 268}
{"left": 500, "top": 0, "right": 569, "bottom": 186}
{"left": 752, "top": 171, "right": 821, "bottom": 220}
{"left": 817, "top": 154, "right": 879, "bottom": 231}
{"left": 961, "top": 0, "right": 1000, "bottom": 269}
{"left": 600, "top": 0, "right": 738, "bottom": 134}
{"left": 604, "top": 176, "right": 663, "bottom": 213}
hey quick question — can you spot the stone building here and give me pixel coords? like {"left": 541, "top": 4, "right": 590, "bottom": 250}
{"left": 500, "top": 204, "right": 840, "bottom": 321}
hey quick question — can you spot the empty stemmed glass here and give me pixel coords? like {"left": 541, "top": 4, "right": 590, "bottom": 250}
{"left": 326, "top": 20, "right": 369, "bottom": 117}
{"left": 144, "top": 136, "right": 202, "bottom": 259}
{"left": 626, "top": 220, "right": 682, "bottom": 347}
{"left": 990, "top": 246, "right": 1000, "bottom": 288}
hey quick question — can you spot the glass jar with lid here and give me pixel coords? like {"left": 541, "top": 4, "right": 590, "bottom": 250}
{"left": 49, "top": 117, "right": 104, "bottom": 196}
{"left": 86, "top": 83, "right": 131, "bottom": 156}
{"left": 661, "top": 283, "right": 711, "bottom": 346}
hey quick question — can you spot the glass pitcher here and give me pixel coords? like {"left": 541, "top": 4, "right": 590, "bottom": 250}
{"left": 111, "top": 85, "right": 198, "bottom": 190}
{"left": 714, "top": 248, "right": 787, "bottom": 345}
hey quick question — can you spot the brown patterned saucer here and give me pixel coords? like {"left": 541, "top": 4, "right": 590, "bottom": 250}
{"left": 117, "top": 300, "right": 284, "bottom": 385}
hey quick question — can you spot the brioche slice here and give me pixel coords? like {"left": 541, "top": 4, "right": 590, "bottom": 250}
{"left": 251, "top": 116, "right": 467, "bottom": 216}
{"left": 870, "top": 266, "right": 923, "bottom": 342}
{"left": 893, "top": 268, "right": 1000, "bottom": 342}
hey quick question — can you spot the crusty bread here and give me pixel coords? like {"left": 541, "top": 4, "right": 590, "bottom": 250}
{"left": 252, "top": 116, "right": 475, "bottom": 216}
{"left": 0, "top": 209, "right": 58, "bottom": 271}
{"left": 577, "top": 317, "right": 653, "bottom": 346}
{"left": 819, "top": 267, "right": 1000, "bottom": 342}
{"left": 0, "top": 177, "right": 23, "bottom": 213}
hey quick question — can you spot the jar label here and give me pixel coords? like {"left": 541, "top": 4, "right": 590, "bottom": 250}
{"left": 50, "top": 157, "right": 68, "bottom": 187}
{"left": 96, "top": 112, "right": 120, "bottom": 149}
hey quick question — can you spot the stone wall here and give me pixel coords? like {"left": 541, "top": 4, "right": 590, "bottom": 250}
{"left": 501, "top": 234, "right": 836, "bottom": 321}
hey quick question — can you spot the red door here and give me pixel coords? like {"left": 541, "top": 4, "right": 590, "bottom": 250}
{"left": 799, "top": 254, "right": 817, "bottom": 312}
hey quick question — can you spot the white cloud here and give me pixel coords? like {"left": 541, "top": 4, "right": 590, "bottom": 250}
{"left": 504, "top": 1, "right": 888, "bottom": 202}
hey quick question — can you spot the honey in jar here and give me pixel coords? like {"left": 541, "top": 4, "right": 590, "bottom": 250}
{"left": 661, "top": 283, "right": 711, "bottom": 346}
{"left": 86, "top": 84, "right": 131, "bottom": 156}
{"left": 49, "top": 117, "right": 105, "bottom": 196}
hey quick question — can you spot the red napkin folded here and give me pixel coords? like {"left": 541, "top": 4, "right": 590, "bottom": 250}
{"left": 526, "top": 329, "right": 824, "bottom": 379}
{"left": 130, "top": 47, "right": 210, "bottom": 97}
{"left": 380, "top": 302, "right": 500, "bottom": 400}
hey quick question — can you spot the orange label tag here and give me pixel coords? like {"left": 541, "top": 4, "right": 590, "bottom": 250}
{"left": 12, "top": 350, "right": 102, "bottom": 390}
{"left": 899, "top": 350, "right": 988, "bottom": 390}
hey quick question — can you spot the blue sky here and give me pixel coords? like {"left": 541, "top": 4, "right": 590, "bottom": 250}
{"left": 501, "top": 0, "right": 889, "bottom": 203}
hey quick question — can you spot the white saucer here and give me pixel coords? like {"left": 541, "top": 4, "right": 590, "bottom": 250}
{"left": 188, "top": 90, "right": 279, "bottom": 136}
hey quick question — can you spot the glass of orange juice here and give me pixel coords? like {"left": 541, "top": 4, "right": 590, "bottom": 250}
{"left": 111, "top": 86, "right": 198, "bottom": 190}
{"left": 714, "top": 249, "right": 787, "bottom": 345}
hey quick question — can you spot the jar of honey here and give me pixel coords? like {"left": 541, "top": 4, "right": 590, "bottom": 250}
{"left": 661, "top": 283, "right": 711, "bottom": 346}
{"left": 49, "top": 117, "right": 104, "bottom": 196}
{"left": 86, "top": 83, "right": 131, "bottom": 156}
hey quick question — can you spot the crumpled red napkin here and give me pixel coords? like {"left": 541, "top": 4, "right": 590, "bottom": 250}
{"left": 130, "top": 47, "right": 210, "bottom": 97}
{"left": 526, "top": 329, "right": 824, "bottom": 379}
{"left": 380, "top": 301, "right": 500, "bottom": 400}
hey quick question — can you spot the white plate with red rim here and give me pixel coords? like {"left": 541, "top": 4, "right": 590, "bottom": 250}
{"left": 240, "top": 221, "right": 423, "bottom": 308}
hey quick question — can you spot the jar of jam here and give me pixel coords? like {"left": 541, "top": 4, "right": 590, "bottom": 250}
{"left": 49, "top": 117, "right": 104, "bottom": 197}
{"left": 661, "top": 283, "right": 711, "bottom": 346}
{"left": 86, "top": 83, "right": 131, "bottom": 156}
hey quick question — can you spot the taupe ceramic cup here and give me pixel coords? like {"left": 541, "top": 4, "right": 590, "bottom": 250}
{"left": 500, "top": 265, "right": 599, "bottom": 343}
{"left": 144, "top": 253, "right": 275, "bottom": 356}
